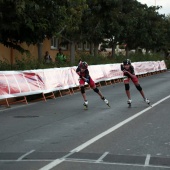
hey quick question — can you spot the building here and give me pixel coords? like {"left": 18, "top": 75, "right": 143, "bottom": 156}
{"left": 0, "top": 37, "right": 91, "bottom": 65}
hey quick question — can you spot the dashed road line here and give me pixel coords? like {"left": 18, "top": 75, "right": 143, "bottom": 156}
{"left": 17, "top": 150, "right": 35, "bottom": 161}
{"left": 39, "top": 152, "right": 75, "bottom": 170}
{"left": 145, "top": 154, "right": 151, "bottom": 166}
{"left": 65, "top": 158, "right": 170, "bottom": 169}
{"left": 95, "top": 152, "right": 109, "bottom": 163}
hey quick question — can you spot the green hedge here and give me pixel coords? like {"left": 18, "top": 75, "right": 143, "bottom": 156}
{"left": 0, "top": 53, "right": 169, "bottom": 71}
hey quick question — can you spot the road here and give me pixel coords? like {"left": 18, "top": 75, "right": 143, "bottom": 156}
{"left": 0, "top": 71, "right": 170, "bottom": 170}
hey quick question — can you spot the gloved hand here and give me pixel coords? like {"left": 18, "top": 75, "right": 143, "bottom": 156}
{"left": 84, "top": 78, "right": 90, "bottom": 83}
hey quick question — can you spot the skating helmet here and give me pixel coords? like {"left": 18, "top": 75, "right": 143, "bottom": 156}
{"left": 79, "top": 61, "right": 88, "bottom": 69}
{"left": 123, "top": 59, "right": 131, "bottom": 65}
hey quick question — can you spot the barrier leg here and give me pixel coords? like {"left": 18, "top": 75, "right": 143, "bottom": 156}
{"left": 3, "top": 96, "right": 28, "bottom": 107}
{"left": 44, "top": 92, "right": 55, "bottom": 100}
{"left": 42, "top": 93, "right": 47, "bottom": 102}
{"left": 70, "top": 88, "right": 74, "bottom": 94}
{"left": 5, "top": 98, "right": 10, "bottom": 108}
{"left": 59, "top": 90, "right": 62, "bottom": 97}
{"left": 106, "top": 80, "right": 112, "bottom": 85}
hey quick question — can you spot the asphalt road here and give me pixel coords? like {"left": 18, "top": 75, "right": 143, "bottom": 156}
{"left": 0, "top": 71, "right": 170, "bottom": 170}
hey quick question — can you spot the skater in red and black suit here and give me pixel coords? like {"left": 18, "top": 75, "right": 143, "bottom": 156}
{"left": 76, "top": 60, "right": 109, "bottom": 108}
{"left": 121, "top": 59, "right": 150, "bottom": 106}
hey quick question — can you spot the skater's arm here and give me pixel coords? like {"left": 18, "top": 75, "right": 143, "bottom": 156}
{"left": 120, "top": 64, "right": 124, "bottom": 71}
{"left": 123, "top": 71, "right": 136, "bottom": 79}
{"left": 82, "top": 70, "right": 90, "bottom": 83}
{"left": 76, "top": 67, "right": 81, "bottom": 75}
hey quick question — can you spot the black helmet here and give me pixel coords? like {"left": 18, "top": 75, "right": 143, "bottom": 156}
{"left": 79, "top": 61, "right": 88, "bottom": 69}
{"left": 123, "top": 59, "right": 131, "bottom": 65}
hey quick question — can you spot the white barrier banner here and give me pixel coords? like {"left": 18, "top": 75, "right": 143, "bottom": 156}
{"left": 0, "top": 61, "right": 167, "bottom": 99}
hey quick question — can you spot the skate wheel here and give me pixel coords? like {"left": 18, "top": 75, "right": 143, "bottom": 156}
{"left": 107, "top": 104, "right": 111, "bottom": 107}
{"left": 148, "top": 103, "right": 152, "bottom": 107}
{"left": 84, "top": 106, "right": 88, "bottom": 110}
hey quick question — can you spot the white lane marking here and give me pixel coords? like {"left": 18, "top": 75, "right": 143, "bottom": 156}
{"left": 17, "top": 150, "right": 35, "bottom": 161}
{"left": 145, "top": 154, "right": 151, "bottom": 166}
{"left": 72, "top": 95, "right": 170, "bottom": 153}
{"left": 39, "top": 152, "right": 75, "bottom": 170}
{"left": 95, "top": 152, "right": 109, "bottom": 163}
{"left": 0, "top": 159, "right": 52, "bottom": 162}
{"left": 65, "top": 159, "right": 170, "bottom": 169}
{"left": 39, "top": 94, "right": 170, "bottom": 170}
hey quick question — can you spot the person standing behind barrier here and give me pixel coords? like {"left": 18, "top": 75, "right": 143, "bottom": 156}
{"left": 55, "top": 48, "right": 67, "bottom": 64}
{"left": 44, "top": 51, "right": 52, "bottom": 63}
{"left": 121, "top": 59, "right": 150, "bottom": 106}
{"left": 76, "top": 60, "right": 110, "bottom": 109}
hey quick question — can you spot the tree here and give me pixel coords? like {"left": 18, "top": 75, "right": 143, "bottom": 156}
{"left": 0, "top": 0, "right": 67, "bottom": 60}
{"left": 117, "top": 0, "right": 147, "bottom": 56}
{"left": 163, "top": 14, "right": 170, "bottom": 57}
{"left": 81, "top": 0, "right": 108, "bottom": 57}
{"left": 60, "top": 0, "right": 87, "bottom": 64}
{"left": 101, "top": 0, "right": 122, "bottom": 57}
{"left": 136, "top": 6, "right": 167, "bottom": 54}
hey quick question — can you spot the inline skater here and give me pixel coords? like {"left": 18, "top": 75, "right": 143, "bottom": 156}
{"left": 76, "top": 61, "right": 110, "bottom": 109}
{"left": 121, "top": 59, "right": 150, "bottom": 107}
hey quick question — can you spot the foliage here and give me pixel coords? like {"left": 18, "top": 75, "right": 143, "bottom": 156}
{"left": 0, "top": 0, "right": 67, "bottom": 51}
{"left": 0, "top": 0, "right": 170, "bottom": 65}
{"left": 0, "top": 53, "right": 169, "bottom": 71}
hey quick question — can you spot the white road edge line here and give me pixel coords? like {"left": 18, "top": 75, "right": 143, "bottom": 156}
{"left": 145, "top": 154, "right": 151, "bottom": 166}
{"left": 65, "top": 159, "right": 170, "bottom": 169}
{"left": 39, "top": 94, "right": 170, "bottom": 170}
{"left": 95, "top": 152, "right": 109, "bottom": 163}
{"left": 17, "top": 150, "right": 35, "bottom": 161}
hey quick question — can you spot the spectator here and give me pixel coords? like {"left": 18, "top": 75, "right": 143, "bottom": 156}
{"left": 55, "top": 48, "right": 67, "bottom": 63}
{"left": 44, "top": 51, "right": 52, "bottom": 63}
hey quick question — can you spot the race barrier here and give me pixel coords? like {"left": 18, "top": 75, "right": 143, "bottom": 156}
{"left": 0, "top": 60, "right": 167, "bottom": 107}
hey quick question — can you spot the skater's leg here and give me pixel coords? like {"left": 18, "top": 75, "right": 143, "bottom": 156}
{"left": 134, "top": 83, "right": 150, "bottom": 104}
{"left": 90, "top": 79, "right": 109, "bottom": 105}
{"left": 80, "top": 86, "right": 87, "bottom": 101}
{"left": 79, "top": 79, "right": 88, "bottom": 104}
{"left": 92, "top": 85, "right": 109, "bottom": 105}
{"left": 88, "top": 78, "right": 104, "bottom": 99}
{"left": 124, "top": 78, "right": 132, "bottom": 106}
{"left": 134, "top": 83, "right": 146, "bottom": 99}
{"left": 131, "top": 76, "right": 146, "bottom": 99}
{"left": 125, "top": 83, "right": 131, "bottom": 99}
{"left": 124, "top": 77, "right": 131, "bottom": 100}
{"left": 92, "top": 85, "right": 103, "bottom": 98}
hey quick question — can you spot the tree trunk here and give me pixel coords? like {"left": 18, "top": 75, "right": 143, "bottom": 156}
{"left": 153, "top": 48, "right": 157, "bottom": 53}
{"left": 90, "top": 43, "right": 94, "bottom": 56}
{"left": 111, "top": 43, "right": 116, "bottom": 58}
{"left": 94, "top": 43, "right": 99, "bottom": 57}
{"left": 37, "top": 42, "right": 43, "bottom": 62}
{"left": 125, "top": 46, "right": 129, "bottom": 57}
{"left": 146, "top": 48, "right": 149, "bottom": 54}
{"left": 70, "top": 41, "right": 75, "bottom": 65}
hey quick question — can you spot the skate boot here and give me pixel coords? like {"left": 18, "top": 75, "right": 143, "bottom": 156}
{"left": 102, "top": 97, "right": 110, "bottom": 107}
{"left": 83, "top": 100, "right": 88, "bottom": 109}
{"left": 144, "top": 98, "right": 151, "bottom": 106}
{"left": 127, "top": 99, "right": 132, "bottom": 107}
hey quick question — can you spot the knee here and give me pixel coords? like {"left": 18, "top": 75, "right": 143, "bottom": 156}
{"left": 125, "top": 84, "right": 130, "bottom": 91}
{"left": 80, "top": 86, "right": 85, "bottom": 94}
{"left": 93, "top": 87, "right": 99, "bottom": 93}
{"left": 135, "top": 84, "right": 142, "bottom": 91}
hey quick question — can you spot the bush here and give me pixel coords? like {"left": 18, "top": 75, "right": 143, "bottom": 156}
{"left": 77, "top": 52, "right": 167, "bottom": 65}
{"left": 0, "top": 52, "right": 169, "bottom": 71}
{"left": 0, "top": 58, "right": 12, "bottom": 70}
